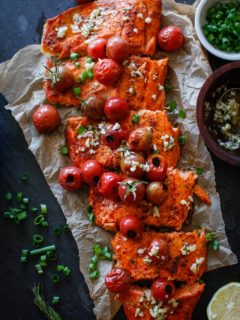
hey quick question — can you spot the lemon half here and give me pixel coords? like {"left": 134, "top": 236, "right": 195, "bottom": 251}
{"left": 207, "top": 282, "right": 240, "bottom": 320}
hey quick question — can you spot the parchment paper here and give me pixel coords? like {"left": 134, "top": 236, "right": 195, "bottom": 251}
{"left": 0, "top": 1, "right": 237, "bottom": 319}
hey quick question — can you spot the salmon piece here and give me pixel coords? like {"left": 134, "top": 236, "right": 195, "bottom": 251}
{"left": 112, "top": 230, "right": 207, "bottom": 282}
{"left": 120, "top": 110, "right": 180, "bottom": 168}
{"left": 41, "top": 0, "right": 162, "bottom": 58}
{"left": 89, "top": 168, "right": 198, "bottom": 231}
{"left": 118, "top": 283, "right": 205, "bottom": 320}
{"left": 193, "top": 185, "right": 211, "bottom": 205}
{"left": 67, "top": 117, "right": 121, "bottom": 168}
{"left": 43, "top": 56, "right": 168, "bottom": 110}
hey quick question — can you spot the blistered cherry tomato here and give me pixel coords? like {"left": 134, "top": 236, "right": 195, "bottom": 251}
{"left": 106, "top": 36, "right": 130, "bottom": 62}
{"left": 94, "top": 59, "right": 122, "bottom": 85}
{"left": 146, "top": 182, "right": 167, "bottom": 205}
{"left": 129, "top": 127, "right": 153, "bottom": 152}
{"left": 119, "top": 215, "right": 143, "bottom": 239}
{"left": 50, "top": 65, "right": 74, "bottom": 92}
{"left": 158, "top": 26, "right": 184, "bottom": 52}
{"left": 82, "top": 95, "right": 105, "bottom": 120}
{"left": 87, "top": 38, "right": 107, "bottom": 60}
{"left": 105, "top": 267, "right": 132, "bottom": 293}
{"left": 104, "top": 97, "right": 129, "bottom": 122}
{"left": 98, "top": 172, "right": 121, "bottom": 200}
{"left": 146, "top": 155, "right": 167, "bottom": 182}
{"left": 81, "top": 160, "right": 103, "bottom": 186}
{"left": 58, "top": 166, "right": 82, "bottom": 191}
{"left": 151, "top": 279, "right": 175, "bottom": 302}
{"left": 148, "top": 239, "right": 168, "bottom": 261}
{"left": 102, "top": 127, "right": 128, "bottom": 149}
{"left": 32, "top": 104, "right": 60, "bottom": 133}
{"left": 118, "top": 178, "right": 145, "bottom": 204}
{"left": 120, "top": 152, "right": 145, "bottom": 178}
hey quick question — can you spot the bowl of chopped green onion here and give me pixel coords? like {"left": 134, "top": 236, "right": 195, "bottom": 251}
{"left": 196, "top": 61, "right": 240, "bottom": 166}
{"left": 195, "top": 0, "right": 240, "bottom": 61}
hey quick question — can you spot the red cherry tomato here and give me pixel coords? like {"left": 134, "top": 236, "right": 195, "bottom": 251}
{"left": 50, "top": 65, "right": 74, "bottom": 92}
{"left": 102, "top": 127, "right": 128, "bottom": 149}
{"left": 58, "top": 166, "right": 82, "bottom": 191}
{"left": 106, "top": 36, "right": 130, "bottom": 62}
{"left": 146, "top": 182, "right": 167, "bottom": 205}
{"left": 98, "top": 172, "right": 121, "bottom": 200}
{"left": 118, "top": 178, "right": 146, "bottom": 204}
{"left": 128, "top": 127, "right": 153, "bottom": 152}
{"left": 120, "top": 152, "right": 145, "bottom": 178}
{"left": 146, "top": 155, "right": 168, "bottom": 182}
{"left": 82, "top": 95, "right": 105, "bottom": 120}
{"left": 87, "top": 38, "right": 107, "bottom": 60}
{"left": 104, "top": 97, "right": 129, "bottom": 122}
{"left": 94, "top": 59, "right": 122, "bottom": 85}
{"left": 148, "top": 239, "right": 168, "bottom": 261}
{"left": 32, "top": 104, "right": 60, "bottom": 133}
{"left": 158, "top": 26, "right": 184, "bottom": 52}
{"left": 119, "top": 215, "right": 143, "bottom": 239}
{"left": 81, "top": 160, "right": 103, "bottom": 186}
{"left": 151, "top": 279, "right": 175, "bottom": 302}
{"left": 105, "top": 267, "right": 132, "bottom": 293}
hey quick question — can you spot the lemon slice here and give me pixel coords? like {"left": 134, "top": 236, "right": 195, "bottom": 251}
{"left": 207, "top": 282, "right": 240, "bottom": 320}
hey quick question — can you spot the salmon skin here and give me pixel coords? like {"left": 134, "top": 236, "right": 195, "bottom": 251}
{"left": 112, "top": 230, "right": 207, "bottom": 283}
{"left": 88, "top": 168, "right": 197, "bottom": 231}
{"left": 41, "top": 0, "right": 162, "bottom": 58}
{"left": 118, "top": 283, "right": 205, "bottom": 320}
{"left": 43, "top": 56, "right": 168, "bottom": 110}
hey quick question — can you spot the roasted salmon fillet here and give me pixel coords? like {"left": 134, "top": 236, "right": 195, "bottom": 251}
{"left": 89, "top": 168, "right": 197, "bottom": 231}
{"left": 118, "top": 283, "right": 205, "bottom": 320}
{"left": 112, "top": 230, "right": 207, "bottom": 282}
{"left": 41, "top": 0, "right": 162, "bottom": 58}
{"left": 43, "top": 56, "right": 168, "bottom": 110}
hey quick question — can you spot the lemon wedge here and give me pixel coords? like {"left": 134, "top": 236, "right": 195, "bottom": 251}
{"left": 207, "top": 282, "right": 240, "bottom": 320}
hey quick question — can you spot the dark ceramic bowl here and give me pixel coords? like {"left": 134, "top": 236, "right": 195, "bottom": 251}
{"left": 196, "top": 62, "right": 240, "bottom": 166}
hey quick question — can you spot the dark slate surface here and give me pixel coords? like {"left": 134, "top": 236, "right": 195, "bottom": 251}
{"left": 0, "top": 0, "right": 239, "bottom": 319}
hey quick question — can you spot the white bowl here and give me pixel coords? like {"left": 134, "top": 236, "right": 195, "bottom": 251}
{"left": 195, "top": 0, "right": 240, "bottom": 61}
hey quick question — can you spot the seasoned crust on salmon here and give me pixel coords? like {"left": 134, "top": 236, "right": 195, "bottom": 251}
{"left": 118, "top": 283, "right": 205, "bottom": 320}
{"left": 112, "top": 230, "right": 207, "bottom": 282}
{"left": 41, "top": 0, "right": 162, "bottom": 58}
{"left": 43, "top": 56, "right": 168, "bottom": 111}
{"left": 89, "top": 168, "right": 197, "bottom": 231}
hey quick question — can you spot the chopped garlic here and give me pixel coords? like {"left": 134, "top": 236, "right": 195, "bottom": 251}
{"left": 181, "top": 242, "right": 196, "bottom": 256}
{"left": 137, "top": 247, "right": 146, "bottom": 255}
{"left": 190, "top": 257, "right": 205, "bottom": 274}
{"left": 133, "top": 28, "right": 138, "bottom": 33}
{"left": 145, "top": 17, "right": 152, "bottom": 24}
{"left": 152, "top": 94, "right": 157, "bottom": 100}
{"left": 56, "top": 25, "right": 68, "bottom": 38}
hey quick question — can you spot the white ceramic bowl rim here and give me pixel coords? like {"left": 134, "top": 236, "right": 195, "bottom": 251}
{"left": 195, "top": 0, "right": 240, "bottom": 61}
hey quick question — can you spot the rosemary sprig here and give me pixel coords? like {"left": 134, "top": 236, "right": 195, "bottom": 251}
{"left": 32, "top": 283, "right": 62, "bottom": 320}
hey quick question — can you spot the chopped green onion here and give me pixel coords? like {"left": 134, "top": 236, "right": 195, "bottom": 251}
{"left": 40, "top": 255, "right": 47, "bottom": 262}
{"left": 31, "top": 207, "right": 38, "bottom": 213}
{"left": 87, "top": 205, "right": 95, "bottom": 223}
{"left": 19, "top": 204, "right": 26, "bottom": 210}
{"left": 89, "top": 270, "right": 100, "bottom": 280}
{"left": 54, "top": 226, "right": 62, "bottom": 236}
{"left": 30, "top": 245, "right": 56, "bottom": 256}
{"left": 16, "top": 192, "right": 23, "bottom": 203}
{"left": 103, "top": 251, "right": 112, "bottom": 261}
{"left": 63, "top": 267, "right": 71, "bottom": 276}
{"left": 196, "top": 167, "right": 204, "bottom": 175}
{"left": 206, "top": 232, "right": 214, "bottom": 243}
{"left": 73, "top": 87, "right": 81, "bottom": 96}
{"left": 34, "top": 215, "right": 45, "bottom": 225}
{"left": 51, "top": 274, "right": 60, "bottom": 284}
{"left": 89, "top": 261, "right": 97, "bottom": 271}
{"left": 4, "top": 211, "right": 11, "bottom": 218}
{"left": 213, "top": 239, "right": 220, "bottom": 251}
{"left": 15, "top": 211, "right": 27, "bottom": 223}
{"left": 47, "top": 251, "right": 58, "bottom": 261}
{"left": 60, "top": 146, "right": 69, "bottom": 156}
{"left": 33, "top": 234, "right": 44, "bottom": 244}
{"left": 86, "top": 56, "right": 93, "bottom": 63}
{"left": 63, "top": 224, "right": 70, "bottom": 233}
{"left": 35, "top": 264, "right": 44, "bottom": 275}
{"left": 93, "top": 244, "right": 102, "bottom": 257}
{"left": 52, "top": 296, "right": 60, "bottom": 305}
{"left": 70, "top": 52, "right": 79, "bottom": 60}
{"left": 178, "top": 135, "right": 187, "bottom": 145}
{"left": 91, "top": 255, "right": 98, "bottom": 264}
{"left": 167, "top": 100, "right": 176, "bottom": 112}
{"left": 164, "top": 84, "right": 175, "bottom": 92}
{"left": 20, "top": 249, "right": 29, "bottom": 263}
{"left": 132, "top": 114, "right": 140, "bottom": 124}
{"left": 20, "top": 173, "right": 29, "bottom": 182}
{"left": 41, "top": 221, "right": 49, "bottom": 228}
{"left": 178, "top": 109, "right": 186, "bottom": 119}
{"left": 77, "top": 126, "right": 85, "bottom": 135}
{"left": 23, "top": 197, "right": 29, "bottom": 205}
{"left": 40, "top": 204, "right": 47, "bottom": 214}
{"left": 56, "top": 265, "right": 65, "bottom": 272}
{"left": 4, "top": 192, "right": 12, "bottom": 202}
{"left": 75, "top": 62, "right": 80, "bottom": 68}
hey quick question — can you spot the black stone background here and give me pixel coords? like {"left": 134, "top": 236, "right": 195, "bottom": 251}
{"left": 0, "top": 0, "right": 239, "bottom": 319}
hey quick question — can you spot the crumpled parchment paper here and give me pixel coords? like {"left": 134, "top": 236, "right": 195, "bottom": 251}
{"left": 0, "top": 0, "right": 237, "bottom": 319}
